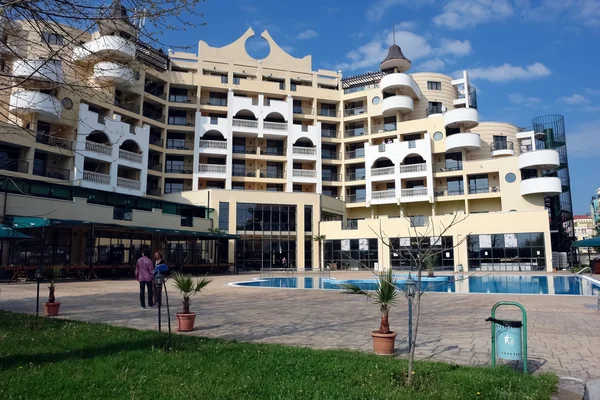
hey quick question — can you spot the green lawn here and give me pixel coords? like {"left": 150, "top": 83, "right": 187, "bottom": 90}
{"left": 0, "top": 311, "right": 556, "bottom": 399}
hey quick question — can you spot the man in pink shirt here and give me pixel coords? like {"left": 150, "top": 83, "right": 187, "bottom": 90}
{"left": 135, "top": 249, "right": 154, "bottom": 309}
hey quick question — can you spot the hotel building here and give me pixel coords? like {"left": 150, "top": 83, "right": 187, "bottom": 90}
{"left": 0, "top": 4, "right": 575, "bottom": 276}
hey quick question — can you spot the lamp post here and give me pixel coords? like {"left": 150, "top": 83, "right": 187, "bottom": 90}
{"left": 155, "top": 271, "right": 163, "bottom": 332}
{"left": 404, "top": 273, "right": 417, "bottom": 352}
{"left": 34, "top": 267, "right": 43, "bottom": 316}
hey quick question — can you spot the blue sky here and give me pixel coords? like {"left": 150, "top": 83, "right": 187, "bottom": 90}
{"left": 157, "top": 0, "right": 600, "bottom": 214}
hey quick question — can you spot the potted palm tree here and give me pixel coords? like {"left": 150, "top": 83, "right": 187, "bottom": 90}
{"left": 172, "top": 272, "right": 212, "bottom": 332}
{"left": 341, "top": 267, "right": 399, "bottom": 355}
{"left": 425, "top": 254, "right": 437, "bottom": 277}
{"left": 44, "top": 266, "right": 62, "bottom": 316}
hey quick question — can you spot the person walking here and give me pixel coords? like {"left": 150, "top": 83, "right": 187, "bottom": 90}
{"left": 135, "top": 249, "right": 154, "bottom": 309}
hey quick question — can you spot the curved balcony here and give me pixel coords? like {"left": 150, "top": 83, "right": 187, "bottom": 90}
{"left": 491, "top": 142, "right": 514, "bottom": 157}
{"left": 380, "top": 73, "right": 420, "bottom": 98}
{"left": 520, "top": 177, "right": 562, "bottom": 196}
{"left": 93, "top": 62, "right": 137, "bottom": 86}
{"left": 12, "top": 60, "right": 63, "bottom": 83}
{"left": 73, "top": 35, "right": 136, "bottom": 62}
{"left": 9, "top": 90, "right": 61, "bottom": 121}
{"left": 443, "top": 107, "right": 479, "bottom": 129}
{"left": 381, "top": 95, "right": 413, "bottom": 116}
{"left": 445, "top": 133, "right": 481, "bottom": 153}
{"left": 518, "top": 149, "right": 560, "bottom": 170}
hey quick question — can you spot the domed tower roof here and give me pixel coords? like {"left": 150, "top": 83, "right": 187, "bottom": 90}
{"left": 106, "top": 0, "right": 131, "bottom": 22}
{"left": 380, "top": 44, "right": 411, "bottom": 72}
{"left": 99, "top": 0, "right": 137, "bottom": 37}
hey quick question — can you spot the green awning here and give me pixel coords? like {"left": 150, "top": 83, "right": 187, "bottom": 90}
{"left": 8, "top": 217, "right": 51, "bottom": 228}
{"left": 571, "top": 237, "right": 600, "bottom": 248}
{"left": 0, "top": 225, "right": 34, "bottom": 239}
{"left": 143, "top": 227, "right": 239, "bottom": 239}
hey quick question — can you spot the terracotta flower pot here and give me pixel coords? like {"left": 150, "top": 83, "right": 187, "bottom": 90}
{"left": 176, "top": 313, "right": 196, "bottom": 332}
{"left": 371, "top": 331, "right": 397, "bottom": 355}
{"left": 44, "top": 302, "right": 61, "bottom": 317}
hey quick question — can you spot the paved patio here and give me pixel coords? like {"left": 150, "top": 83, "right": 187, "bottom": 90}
{"left": 1, "top": 272, "right": 599, "bottom": 381}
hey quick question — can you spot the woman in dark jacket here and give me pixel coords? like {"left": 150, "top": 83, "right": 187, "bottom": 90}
{"left": 152, "top": 251, "right": 166, "bottom": 306}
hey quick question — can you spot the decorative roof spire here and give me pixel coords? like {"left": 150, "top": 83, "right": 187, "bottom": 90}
{"left": 380, "top": 25, "right": 411, "bottom": 72}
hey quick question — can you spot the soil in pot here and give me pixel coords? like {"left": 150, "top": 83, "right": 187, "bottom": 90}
{"left": 371, "top": 331, "right": 397, "bottom": 355}
{"left": 176, "top": 313, "right": 196, "bottom": 332}
{"left": 44, "top": 302, "right": 61, "bottom": 317}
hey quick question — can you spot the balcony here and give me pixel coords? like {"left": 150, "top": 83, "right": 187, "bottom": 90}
{"left": 292, "top": 169, "right": 317, "bottom": 179}
{"left": 199, "top": 140, "right": 227, "bottom": 154}
{"left": 426, "top": 105, "right": 444, "bottom": 117}
{"left": 343, "top": 106, "right": 366, "bottom": 117}
{"left": 318, "top": 109, "right": 339, "bottom": 117}
{"left": 443, "top": 107, "right": 479, "bottom": 129}
{"left": 400, "top": 188, "right": 428, "bottom": 200}
{"left": 346, "top": 194, "right": 366, "bottom": 204}
{"left": 12, "top": 60, "right": 63, "bottom": 83}
{"left": 371, "top": 166, "right": 395, "bottom": 178}
{"left": 371, "top": 189, "right": 396, "bottom": 200}
{"left": 292, "top": 146, "right": 317, "bottom": 158}
{"left": 232, "top": 119, "right": 258, "bottom": 130}
{"left": 198, "top": 164, "right": 226, "bottom": 177}
{"left": 147, "top": 187, "right": 162, "bottom": 196}
{"left": 322, "top": 174, "right": 341, "bottom": 182}
{"left": 165, "top": 166, "right": 193, "bottom": 174}
{"left": 434, "top": 187, "right": 464, "bottom": 197}
{"left": 85, "top": 140, "right": 112, "bottom": 156}
{"left": 343, "top": 220, "right": 359, "bottom": 229}
{"left": 491, "top": 141, "right": 515, "bottom": 157}
{"left": 117, "top": 177, "right": 142, "bottom": 190}
{"left": 520, "top": 177, "right": 562, "bottom": 196}
{"left": 168, "top": 116, "right": 195, "bottom": 127}
{"left": 73, "top": 35, "right": 136, "bottom": 62}
{"left": 260, "top": 148, "right": 286, "bottom": 156}
{"left": 454, "top": 87, "right": 478, "bottom": 109}
{"left": 518, "top": 149, "right": 560, "bottom": 170}
{"left": 83, "top": 170, "right": 110, "bottom": 185}
{"left": 142, "top": 108, "right": 165, "bottom": 123}
{"left": 260, "top": 170, "right": 285, "bottom": 179}
{"left": 321, "top": 128, "right": 339, "bottom": 138}
{"left": 233, "top": 168, "right": 257, "bottom": 177}
{"left": 344, "top": 128, "right": 365, "bottom": 138}
{"left": 468, "top": 186, "right": 500, "bottom": 195}
{"left": 380, "top": 73, "right": 420, "bottom": 98}
{"left": 371, "top": 124, "right": 397, "bottom": 134}
{"left": 346, "top": 172, "right": 366, "bottom": 181}
{"left": 93, "top": 62, "right": 137, "bottom": 86}
{"left": 169, "top": 94, "right": 194, "bottom": 104}
{"left": 36, "top": 133, "right": 73, "bottom": 150}
{"left": 399, "top": 163, "right": 427, "bottom": 174}
{"left": 9, "top": 90, "right": 62, "bottom": 121}
{"left": 381, "top": 95, "right": 414, "bottom": 116}
{"left": 166, "top": 140, "right": 194, "bottom": 151}
{"left": 119, "top": 149, "right": 142, "bottom": 163}
{"left": 345, "top": 149, "right": 365, "bottom": 160}
{"left": 148, "top": 162, "right": 162, "bottom": 172}
{"left": 0, "top": 160, "right": 28, "bottom": 174}
{"left": 144, "top": 87, "right": 166, "bottom": 100}
{"left": 293, "top": 107, "right": 314, "bottom": 115}
{"left": 445, "top": 133, "right": 481, "bottom": 153}
{"left": 434, "top": 162, "right": 463, "bottom": 173}
{"left": 263, "top": 121, "right": 288, "bottom": 131}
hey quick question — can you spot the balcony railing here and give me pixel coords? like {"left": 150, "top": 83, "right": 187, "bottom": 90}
{"left": 165, "top": 166, "right": 193, "bottom": 174}
{"left": 147, "top": 187, "right": 162, "bottom": 196}
{"left": 371, "top": 124, "right": 397, "bottom": 134}
{"left": 232, "top": 119, "right": 258, "bottom": 129}
{"left": 293, "top": 107, "right": 313, "bottom": 115}
{"left": 346, "top": 172, "right": 366, "bottom": 181}
{"left": 322, "top": 152, "right": 340, "bottom": 160}
{"left": 346, "top": 194, "right": 365, "bottom": 203}
{"left": 233, "top": 168, "right": 257, "bottom": 177}
{"left": 401, "top": 188, "right": 428, "bottom": 197}
{"left": 83, "top": 170, "right": 110, "bottom": 185}
{"left": 233, "top": 146, "right": 257, "bottom": 155}
{"left": 292, "top": 169, "right": 317, "bottom": 178}
{"left": 318, "top": 109, "right": 339, "bottom": 117}
{"left": 343, "top": 106, "right": 366, "bottom": 116}
{"left": 491, "top": 141, "right": 514, "bottom": 151}
{"left": 0, "top": 159, "right": 29, "bottom": 174}
{"left": 263, "top": 121, "right": 288, "bottom": 131}
{"left": 344, "top": 128, "right": 365, "bottom": 137}
{"left": 345, "top": 149, "right": 365, "bottom": 159}
{"left": 144, "top": 87, "right": 166, "bottom": 99}
{"left": 292, "top": 146, "right": 317, "bottom": 156}
{"left": 169, "top": 94, "right": 194, "bottom": 104}
{"left": 85, "top": 140, "right": 112, "bottom": 156}
{"left": 142, "top": 108, "right": 164, "bottom": 122}
{"left": 149, "top": 162, "right": 162, "bottom": 172}
{"left": 399, "top": 163, "right": 427, "bottom": 174}
{"left": 33, "top": 165, "right": 70, "bottom": 181}
{"left": 260, "top": 148, "right": 286, "bottom": 156}
{"left": 117, "top": 177, "right": 141, "bottom": 190}
{"left": 260, "top": 170, "right": 285, "bottom": 179}
{"left": 409, "top": 216, "right": 428, "bottom": 227}
{"left": 198, "top": 164, "right": 226, "bottom": 174}
{"left": 434, "top": 187, "right": 464, "bottom": 197}
{"left": 166, "top": 140, "right": 194, "bottom": 150}
{"left": 468, "top": 186, "right": 500, "bottom": 194}
{"left": 150, "top": 137, "right": 163, "bottom": 147}
{"left": 36, "top": 133, "right": 73, "bottom": 150}
{"left": 343, "top": 220, "right": 359, "bottom": 229}
{"left": 119, "top": 149, "right": 142, "bottom": 163}
{"left": 114, "top": 101, "right": 140, "bottom": 113}
{"left": 435, "top": 162, "right": 463, "bottom": 172}
{"left": 181, "top": 216, "right": 193, "bottom": 227}
{"left": 199, "top": 140, "right": 227, "bottom": 150}
{"left": 321, "top": 129, "right": 339, "bottom": 138}
{"left": 322, "top": 174, "right": 341, "bottom": 182}
{"left": 372, "top": 189, "right": 396, "bottom": 199}
{"left": 458, "top": 87, "right": 478, "bottom": 109}
{"left": 203, "top": 98, "right": 227, "bottom": 106}
{"left": 426, "top": 105, "right": 444, "bottom": 116}
{"left": 371, "top": 166, "right": 395, "bottom": 176}
{"left": 168, "top": 116, "right": 195, "bottom": 127}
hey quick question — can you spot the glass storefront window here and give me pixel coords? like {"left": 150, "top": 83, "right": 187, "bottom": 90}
{"left": 468, "top": 232, "right": 545, "bottom": 271}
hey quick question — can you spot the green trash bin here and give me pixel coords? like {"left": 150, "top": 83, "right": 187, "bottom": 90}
{"left": 488, "top": 318, "right": 523, "bottom": 361}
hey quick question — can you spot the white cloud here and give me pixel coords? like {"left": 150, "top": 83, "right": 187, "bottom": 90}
{"left": 585, "top": 88, "right": 600, "bottom": 95}
{"left": 558, "top": 94, "right": 591, "bottom": 105}
{"left": 296, "top": 29, "right": 318, "bottom": 40}
{"left": 509, "top": 93, "right": 542, "bottom": 107}
{"left": 566, "top": 120, "right": 600, "bottom": 158}
{"left": 464, "top": 63, "right": 551, "bottom": 82}
{"left": 433, "top": 0, "right": 514, "bottom": 29}
{"left": 416, "top": 58, "right": 445, "bottom": 71}
{"left": 397, "top": 21, "right": 418, "bottom": 30}
{"left": 367, "top": 0, "right": 435, "bottom": 22}
{"left": 437, "top": 39, "right": 472, "bottom": 57}
{"left": 519, "top": 0, "right": 600, "bottom": 28}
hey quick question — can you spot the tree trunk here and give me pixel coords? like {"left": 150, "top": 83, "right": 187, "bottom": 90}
{"left": 318, "top": 241, "right": 322, "bottom": 271}
{"left": 407, "top": 269, "right": 423, "bottom": 385}
{"left": 379, "top": 309, "right": 390, "bottom": 333}
{"left": 48, "top": 286, "right": 55, "bottom": 303}
{"left": 182, "top": 298, "right": 190, "bottom": 314}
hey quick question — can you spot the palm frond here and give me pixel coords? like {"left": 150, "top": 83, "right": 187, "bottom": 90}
{"left": 340, "top": 283, "right": 373, "bottom": 300}
{"left": 372, "top": 268, "right": 399, "bottom": 307}
{"left": 193, "top": 277, "right": 213, "bottom": 294}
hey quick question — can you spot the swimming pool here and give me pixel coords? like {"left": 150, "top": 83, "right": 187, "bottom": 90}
{"left": 230, "top": 275, "right": 600, "bottom": 296}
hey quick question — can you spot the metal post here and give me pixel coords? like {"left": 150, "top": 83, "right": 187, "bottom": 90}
{"left": 408, "top": 298, "right": 413, "bottom": 352}
{"left": 36, "top": 280, "right": 40, "bottom": 316}
{"left": 490, "top": 301, "right": 528, "bottom": 373}
{"left": 163, "top": 279, "right": 171, "bottom": 350}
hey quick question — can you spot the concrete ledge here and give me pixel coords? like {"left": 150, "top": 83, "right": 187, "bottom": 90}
{"left": 585, "top": 379, "right": 600, "bottom": 400}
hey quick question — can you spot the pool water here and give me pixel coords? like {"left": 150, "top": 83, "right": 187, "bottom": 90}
{"left": 231, "top": 275, "right": 600, "bottom": 296}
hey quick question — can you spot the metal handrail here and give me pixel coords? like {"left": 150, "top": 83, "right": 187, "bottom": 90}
{"left": 576, "top": 266, "right": 591, "bottom": 275}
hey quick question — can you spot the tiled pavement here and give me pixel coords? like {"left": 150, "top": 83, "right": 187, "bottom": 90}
{"left": 1, "top": 272, "right": 599, "bottom": 381}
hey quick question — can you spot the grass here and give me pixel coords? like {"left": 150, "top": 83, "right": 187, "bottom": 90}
{"left": 0, "top": 311, "right": 556, "bottom": 400}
